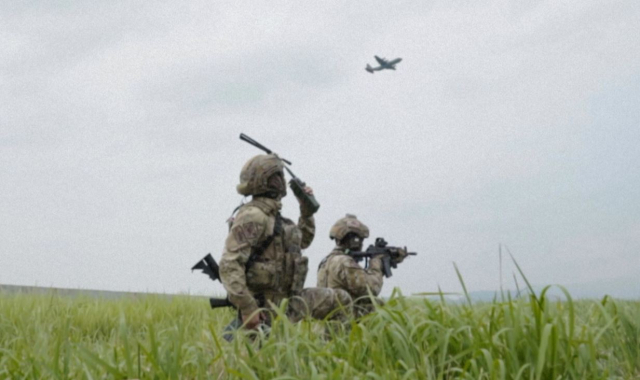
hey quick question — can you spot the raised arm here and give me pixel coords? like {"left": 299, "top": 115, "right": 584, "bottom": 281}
{"left": 295, "top": 185, "right": 316, "bottom": 249}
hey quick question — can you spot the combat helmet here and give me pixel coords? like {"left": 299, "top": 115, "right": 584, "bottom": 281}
{"left": 236, "top": 154, "right": 285, "bottom": 196}
{"left": 329, "top": 214, "right": 370, "bottom": 241}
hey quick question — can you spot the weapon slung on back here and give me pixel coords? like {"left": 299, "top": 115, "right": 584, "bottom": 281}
{"left": 192, "top": 253, "right": 220, "bottom": 282}
{"left": 192, "top": 253, "right": 235, "bottom": 309}
{"left": 210, "top": 297, "right": 234, "bottom": 308}
{"left": 192, "top": 254, "right": 269, "bottom": 342}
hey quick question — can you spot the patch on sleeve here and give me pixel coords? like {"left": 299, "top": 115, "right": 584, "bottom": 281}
{"left": 232, "top": 222, "right": 261, "bottom": 244}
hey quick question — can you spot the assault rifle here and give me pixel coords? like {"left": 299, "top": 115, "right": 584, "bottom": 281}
{"left": 349, "top": 238, "right": 417, "bottom": 278}
{"left": 192, "top": 253, "right": 250, "bottom": 341}
{"left": 191, "top": 253, "right": 234, "bottom": 309}
{"left": 239, "top": 133, "right": 320, "bottom": 215}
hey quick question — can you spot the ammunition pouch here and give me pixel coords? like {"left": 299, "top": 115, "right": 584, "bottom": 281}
{"left": 290, "top": 256, "right": 309, "bottom": 295}
{"left": 245, "top": 214, "right": 283, "bottom": 291}
{"left": 246, "top": 261, "right": 278, "bottom": 290}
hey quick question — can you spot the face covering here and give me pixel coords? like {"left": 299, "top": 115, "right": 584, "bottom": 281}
{"left": 267, "top": 171, "right": 287, "bottom": 198}
{"left": 342, "top": 233, "right": 363, "bottom": 252}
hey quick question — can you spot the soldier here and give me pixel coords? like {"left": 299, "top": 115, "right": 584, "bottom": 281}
{"left": 317, "top": 214, "right": 408, "bottom": 316}
{"left": 219, "top": 154, "right": 352, "bottom": 330}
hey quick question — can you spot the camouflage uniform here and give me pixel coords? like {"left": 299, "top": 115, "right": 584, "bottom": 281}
{"left": 219, "top": 154, "right": 352, "bottom": 324}
{"left": 317, "top": 215, "right": 385, "bottom": 317}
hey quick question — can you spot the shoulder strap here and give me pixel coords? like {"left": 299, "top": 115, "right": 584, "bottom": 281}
{"left": 226, "top": 199, "right": 247, "bottom": 230}
{"left": 318, "top": 249, "right": 343, "bottom": 271}
{"left": 318, "top": 256, "right": 329, "bottom": 271}
{"left": 246, "top": 213, "right": 283, "bottom": 269}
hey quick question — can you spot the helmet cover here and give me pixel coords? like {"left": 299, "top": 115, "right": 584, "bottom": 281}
{"left": 236, "top": 154, "right": 285, "bottom": 196}
{"left": 329, "top": 214, "right": 370, "bottom": 241}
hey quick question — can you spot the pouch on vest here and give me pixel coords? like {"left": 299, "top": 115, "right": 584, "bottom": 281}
{"left": 291, "top": 256, "right": 309, "bottom": 295}
{"left": 246, "top": 261, "right": 277, "bottom": 289}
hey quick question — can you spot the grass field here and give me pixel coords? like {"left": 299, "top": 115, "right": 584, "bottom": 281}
{"left": 0, "top": 285, "right": 639, "bottom": 379}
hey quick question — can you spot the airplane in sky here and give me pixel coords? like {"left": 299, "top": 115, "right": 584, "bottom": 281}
{"left": 365, "top": 56, "right": 402, "bottom": 73}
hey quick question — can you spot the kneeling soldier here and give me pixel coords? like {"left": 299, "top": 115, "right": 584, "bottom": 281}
{"left": 317, "top": 214, "right": 408, "bottom": 316}
{"left": 219, "top": 154, "right": 351, "bottom": 330}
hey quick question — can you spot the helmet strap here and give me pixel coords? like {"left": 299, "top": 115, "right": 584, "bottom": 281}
{"left": 339, "top": 233, "right": 363, "bottom": 251}
{"left": 254, "top": 191, "right": 282, "bottom": 200}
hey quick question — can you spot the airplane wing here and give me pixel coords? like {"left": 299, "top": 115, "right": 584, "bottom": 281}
{"left": 375, "top": 56, "right": 388, "bottom": 65}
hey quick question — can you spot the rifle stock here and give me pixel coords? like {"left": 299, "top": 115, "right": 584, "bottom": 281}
{"left": 209, "top": 297, "right": 234, "bottom": 309}
{"left": 192, "top": 254, "right": 235, "bottom": 309}
{"left": 192, "top": 252, "right": 268, "bottom": 341}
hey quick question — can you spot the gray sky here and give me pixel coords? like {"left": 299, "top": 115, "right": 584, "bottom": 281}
{"left": 2, "top": 1, "right": 639, "bottom": 298}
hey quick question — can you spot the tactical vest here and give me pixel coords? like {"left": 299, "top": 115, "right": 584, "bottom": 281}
{"left": 241, "top": 201, "right": 307, "bottom": 304}
{"left": 316, "top": 249, "right": 345, "bottom": 288}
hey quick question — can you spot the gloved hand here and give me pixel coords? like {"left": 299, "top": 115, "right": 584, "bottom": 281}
{"left": 242, "top": 310, "right": 266, "bottom": 330}
{"left": 296, "top": 185, "right": 316, "bottom": 217}
{"left": 390, "top": 247, "right": 409, "bottom": 265}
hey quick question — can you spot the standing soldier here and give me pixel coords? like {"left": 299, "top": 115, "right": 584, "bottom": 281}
{"left": 317, "top": 214, "right": 408, "bottom": 316}
{"left": 219, "top": 154, "right": 352, "bottom": 330}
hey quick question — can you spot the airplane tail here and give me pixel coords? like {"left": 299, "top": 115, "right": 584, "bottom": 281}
{"left": 365, "top": 64, "right": 374, "bottom": 74}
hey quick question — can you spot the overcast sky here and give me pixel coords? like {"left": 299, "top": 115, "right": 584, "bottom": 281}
{"left": 2, "top": 1, "right": 639, "bottom": 299}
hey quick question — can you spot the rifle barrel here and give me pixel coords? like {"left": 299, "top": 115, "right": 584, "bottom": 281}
{"left": 350, "top": 251, "right": 418, "bottom": 257}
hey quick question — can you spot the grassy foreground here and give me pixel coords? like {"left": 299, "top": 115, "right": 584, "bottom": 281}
{"left": 0, "top": 289, "right": 639, "bottom": 379}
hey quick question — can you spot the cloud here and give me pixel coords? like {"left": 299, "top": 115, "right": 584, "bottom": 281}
{"left": 1, "top": 0, "right": 639, "bottom": 297}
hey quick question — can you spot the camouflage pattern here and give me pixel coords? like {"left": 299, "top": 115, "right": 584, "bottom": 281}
{"left": 236, "top": 154, "right": 285, "bottom": 196}
{"left": 290, "top": 256, "right": 309, "bottom": 295}
{"left": 287, "top": 287, "right": 353, "bottom": 322}
{"left": 317, "top": 248, "right": 384, "bottom": 300}
{"left": 317, "top": 247, "right": 385, "bottom": 317}
{"left": 219, "top": 155, "right": 352, "bottom": 324}
{"left": 329, "top": 214, "right": 370, "bottom": 241}
{"left": 219, "top": 197, "right": 316, "bottom": 316}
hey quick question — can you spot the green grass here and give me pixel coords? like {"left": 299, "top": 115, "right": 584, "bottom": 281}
{"left": 1, "top": 289, "right": 639, "bottom": 379}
